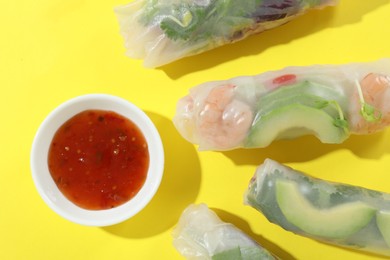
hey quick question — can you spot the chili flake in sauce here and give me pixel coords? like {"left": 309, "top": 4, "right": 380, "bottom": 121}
{"left": 48, "top": 110, "right": 149, "bottom": 210}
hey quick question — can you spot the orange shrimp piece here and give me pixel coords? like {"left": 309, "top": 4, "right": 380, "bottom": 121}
{"left": 197, "top": 84, "right": 253, "bottom": 150}
{"left": 350, "top": 73, "right": 390, "bottom": 134}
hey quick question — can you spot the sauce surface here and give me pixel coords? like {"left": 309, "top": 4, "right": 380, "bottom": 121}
{"left": 48, "top": 110, "right": 149, "bottom": 210}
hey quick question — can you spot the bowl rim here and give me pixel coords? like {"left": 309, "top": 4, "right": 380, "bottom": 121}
{"left": 30, "top": 93, "right": 164, "bottom": 226}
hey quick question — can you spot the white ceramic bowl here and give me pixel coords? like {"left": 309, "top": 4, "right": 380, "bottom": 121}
{"left": 30, "top": 94, "right": 164, "bottom": 226}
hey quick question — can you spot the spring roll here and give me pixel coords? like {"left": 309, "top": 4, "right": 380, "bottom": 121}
{"left": 172, "top": 203, "right": 277, "bottom": 259}
{"left": 173, "top": 59, "right": 390, "bottom": 151}
{"left": 114, "top": 0, "right": 337, "bottom": 68}
{"left": 244, "top": 158, "right": 390, "bottom": 256}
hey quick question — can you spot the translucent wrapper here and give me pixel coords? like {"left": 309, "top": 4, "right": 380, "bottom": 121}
{"left": 172, "top": 203, "right": 277, "bottom": 259}
{"left": 244, "top": 159, "right": 390, "bottom": 257}
{"left": 114, "top": 0, "right": 337, "bottom": 68}
{"left": 173, "top": 59, "right": 390, "bottom": 151}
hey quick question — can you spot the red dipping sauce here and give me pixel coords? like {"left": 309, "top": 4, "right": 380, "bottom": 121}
{"left": 48, "top": 110, "right": 150, "bottom": 210}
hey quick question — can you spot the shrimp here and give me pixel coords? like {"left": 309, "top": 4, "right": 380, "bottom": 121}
{"left": 196, "top": 84, "right": 253, "bottom": 150}
{"left": 349, "top": 73, "right": 390, "bottom": 134}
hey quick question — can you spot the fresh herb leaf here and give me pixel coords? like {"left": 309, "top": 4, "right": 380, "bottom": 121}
{"left": 160, "top": 5, "right": 207, "bottom": 41}
{"left": 355, "top": 79, "right": 382, "bottom": 123}
{"left": 315, "top": 99, "right": 350, "bottom": 133}
{"left": 327, "top": 100, "right": 349, "bottom": 133}
{"left": 330, "top": 185, "right": 362, "bottom": 205}
{"left": 141, "top": 0, "right": 322, "bottom": 42}
{"left": 366, "top": 189, "right": 382, "bottom": 199}
{"left": 361, "top": 103, "right": 382, "bottom": 122}
{"left": 145, "top": 0, "right": 262, "bottom": 42}
{"left": 333, "top": 118, "right": 348, "bottom": 129}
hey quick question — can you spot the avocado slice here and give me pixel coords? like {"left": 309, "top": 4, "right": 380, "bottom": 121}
{"left": 376, "top": 211, "right": 390, "bottom": 247}
{"left": 246, "top": 103, "right": 348, "bottom": 148}
{"left": 276, "top": 180, "right": 375, "bottom": 239}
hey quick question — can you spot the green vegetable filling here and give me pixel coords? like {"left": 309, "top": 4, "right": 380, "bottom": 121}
{"left": 212, "top": 246, "right": 275, "bottom": 260}
{"left": 246, "top": 80, "right": 349, "bottom": 147}
{"left": 276, "top": 180, "right": 376, "bottom": 239}
{"left": 141, "top": 0, "right": 322, "bottom": 42}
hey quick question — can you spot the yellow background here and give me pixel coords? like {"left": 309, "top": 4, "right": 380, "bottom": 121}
{"left": 1, "top": 0, "right": 390, "bottom": 259}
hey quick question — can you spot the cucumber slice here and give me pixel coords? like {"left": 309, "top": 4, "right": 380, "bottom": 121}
{"left": 259, "top": 81, "right": 346, "bottom": 110}
{"left": 276, "top": 180, "right": 375, "bottom": 238}
{"left": 246, "top": 103, "right": 348, "bottom": 148}
{"left": 256, "top": 93, "right": 341, "bottom": 119}
{"left": 376, "top": 211, "right": 390, "bottom": 247}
